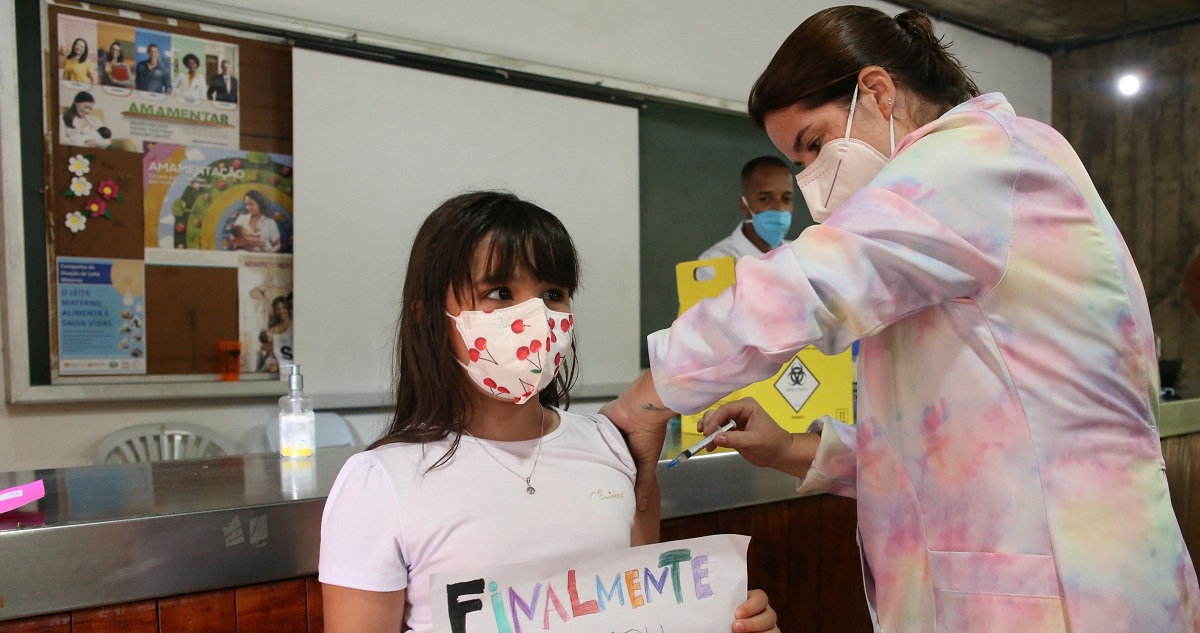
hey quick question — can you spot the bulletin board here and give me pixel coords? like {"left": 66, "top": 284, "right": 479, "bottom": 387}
{"left": 8, "top": 0, "right": 796, "bottom": 403}
{"left": 43, "top": 3, "right": 293, "bottom": 384}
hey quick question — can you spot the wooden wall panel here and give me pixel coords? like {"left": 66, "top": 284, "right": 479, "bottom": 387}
{"left": 784, "top": 493, "right": 824, "bottom": 629}
{"left": 234, "top": 579, "right": 307, "bottom": 633}
{"left": 305, "top": 577, "right": 324, "bottom": 633}
{"left": 662, "top": 494, "right": 871, "bottom": 633}
{"left": 1053, "top": 23, "right": 1200, "bottom": 385}
{"left": 71, "top": 600, "right": 157, "bottom": 633}
{"left": 1163, "top": 432, "right": 1200, "bottom": 573}
{"left": 0, "top": 613, "right": 71, "bottom": 633}
{"left": 157, "top": 589, "right": 235, "bottom": 633}
{"left": 717, "top": 501, "right": 793, "bottom": 613}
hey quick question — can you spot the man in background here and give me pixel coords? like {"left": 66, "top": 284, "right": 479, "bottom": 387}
{"left": 207, "top": 59, "right": 238, "bottom": 103}
{"left": 695, "top": 156, "right": 795, "bottom": 279}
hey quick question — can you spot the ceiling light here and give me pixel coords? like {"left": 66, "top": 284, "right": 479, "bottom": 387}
{"left": 1117, "top": 74, "right": 1140, "bottom": 96}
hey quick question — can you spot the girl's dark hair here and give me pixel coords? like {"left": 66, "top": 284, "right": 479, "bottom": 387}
{"left": 108, "top": 42, "right": 124, "bottom": 63}
{"left": 68, "top": 38, "right": 88, "bottom": 63}
{"left": 370, "top": 191, "right": 582, "bottom": 468}
{"left": 183, "top": 53, "right": 200, "bottom": 69}
{"left": 63, "top": 91, "right": 95, "bottom": 129}
{"left": 244, "top": 189, "right": 269, "bottom": 212}
{"left": 748, "top": 6, "right": 980, "bottom": 127}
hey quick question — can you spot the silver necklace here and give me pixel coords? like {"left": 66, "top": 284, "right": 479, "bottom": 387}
{"left": 464, "top": 406, "right": 545, "bottom": 495}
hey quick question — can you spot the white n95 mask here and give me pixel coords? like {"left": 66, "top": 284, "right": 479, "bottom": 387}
{"left": 447, "top": 298, "right": 574, "bottom": 404}
{"left": 795, "top": 84, "right": 894, "bottom": 223}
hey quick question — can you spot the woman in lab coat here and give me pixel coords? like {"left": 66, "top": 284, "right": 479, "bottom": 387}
{"left": 606, "top": 6, "right": 1200, "bottom": 632}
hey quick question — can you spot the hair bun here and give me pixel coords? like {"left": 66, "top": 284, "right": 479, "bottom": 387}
{"left": 894, "top": 10, "right": 943, "bottom": 56}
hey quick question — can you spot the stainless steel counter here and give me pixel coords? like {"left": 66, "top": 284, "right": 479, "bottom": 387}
{"left": 0, "top": 441, "right": 799, "bottom": 621}
{"left": 3, "top": 398, "right": 1198, "bottom": 621}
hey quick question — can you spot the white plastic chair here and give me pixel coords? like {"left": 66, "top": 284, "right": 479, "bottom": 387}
{"left": 265, "top": 412, "right": 360, "bottom": 452}
{"left": 95, "top": 422, "right": 238, "bottom": 465}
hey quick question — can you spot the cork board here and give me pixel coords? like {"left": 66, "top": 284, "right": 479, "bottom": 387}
{"left": 46, "top": 4, "right": 292, "bottom": 380}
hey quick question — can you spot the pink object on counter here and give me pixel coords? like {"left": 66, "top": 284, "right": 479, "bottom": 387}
{"left": 0, "top": 480, "right": 45, "bottom": 515}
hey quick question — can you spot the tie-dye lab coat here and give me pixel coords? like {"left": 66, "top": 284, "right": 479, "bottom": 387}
{"left": 648, "top": 93, "right": 1200, "bottom": 632}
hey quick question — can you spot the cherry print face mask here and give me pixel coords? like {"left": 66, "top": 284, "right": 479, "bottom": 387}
{"left": 447, "top": 298, "right": 574, "bottom": 404}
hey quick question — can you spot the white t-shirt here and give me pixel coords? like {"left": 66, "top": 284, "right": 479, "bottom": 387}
{"left": 272, "top": 323, "right": 292, "bottom": 364}
{"left": 698, "top": 222, "right": 767, "bottom": 262}
{"left": 694, "top": 223, "right": 790, "bottom": 281}
{"left": 319, "top": 409, "right": 636, "bottom": 633}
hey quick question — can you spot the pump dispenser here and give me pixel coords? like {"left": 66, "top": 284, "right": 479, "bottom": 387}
{"left": 279, "top": 364, "right": 315, "bottom": 458}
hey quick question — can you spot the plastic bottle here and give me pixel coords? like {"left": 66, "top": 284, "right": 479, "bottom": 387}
{"left": 279, "top": 364, "right": 315, "bottom": 458}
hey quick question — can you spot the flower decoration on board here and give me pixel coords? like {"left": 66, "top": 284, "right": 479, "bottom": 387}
{"left": 65, "top": 211, "right": 87, "bottom": 233}
{"left": 67, "top": 154, "right": 91, "bottom": 177}
{"left": 84, "top": 198, "right": 108, "bottom": 219}
{"left": 97, "top": 180, "right": 121, "bottom": 202}
{"left": 61, "top": 155, "right": 122, "bottom": 230}
{"left": 68, "top": 176, "right": 92, "bottom": 197}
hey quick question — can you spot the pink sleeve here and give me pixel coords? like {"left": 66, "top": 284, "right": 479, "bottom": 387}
{"left": 318, "top": 452, "right": 409, "bottom": 591}
{"left": 797, "top": 416, "right": 858, "bottom": 498}
{"left": 649, "top": 183, "right": 1010, "bottom": 415}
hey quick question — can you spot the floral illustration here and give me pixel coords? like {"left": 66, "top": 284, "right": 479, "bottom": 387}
{"left": 97, "top": 180, "right": 120, "bottom": 201}
{"left": 65, "top": 211, "right": 87, "bottom": 233}
{"left": 68, "top": 176, "right": 92, "bottom": 197}
{"left": 67, "top": 154, "right": 91, "bottom": 177}
{"left": 84, "top": 198, "right": 107, "bottom": 218}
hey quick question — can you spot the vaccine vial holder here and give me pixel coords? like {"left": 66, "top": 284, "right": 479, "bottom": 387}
{"left": 279, "top": 364, "right": 315, "bottom": 459}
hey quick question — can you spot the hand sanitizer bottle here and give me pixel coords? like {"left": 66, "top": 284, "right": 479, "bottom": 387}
{"left": 279, "top": 364, "right": 315, "bottom": 458}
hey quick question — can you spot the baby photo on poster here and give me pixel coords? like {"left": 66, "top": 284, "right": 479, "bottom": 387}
{"left": 143, "top": 143, "right": 293, "bottom": 260}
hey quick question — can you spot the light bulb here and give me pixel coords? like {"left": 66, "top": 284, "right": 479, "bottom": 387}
{"left": 1118, "top": 74, "right": 1140, "bottom": 96}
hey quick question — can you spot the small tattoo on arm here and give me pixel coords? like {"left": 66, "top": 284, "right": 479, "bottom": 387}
{"left": 640, "top": 403, "right": 666, "bottom": 412}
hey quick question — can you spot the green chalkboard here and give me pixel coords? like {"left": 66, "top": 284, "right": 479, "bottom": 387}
{"left": 638, "top": 102, "right": 812, "bottom": 366}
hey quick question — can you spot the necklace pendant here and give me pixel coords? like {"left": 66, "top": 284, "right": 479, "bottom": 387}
{"left": 526, "top": 485, "right": 535, "bottom": 495}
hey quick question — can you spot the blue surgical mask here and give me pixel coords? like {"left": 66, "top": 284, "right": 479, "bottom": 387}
{"left": 742, "top": 197, "right": 792, "bottom": 248}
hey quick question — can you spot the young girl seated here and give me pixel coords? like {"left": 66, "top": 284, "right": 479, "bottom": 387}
{"left": 319, "top": 192, "right": 777, "bottom": 633}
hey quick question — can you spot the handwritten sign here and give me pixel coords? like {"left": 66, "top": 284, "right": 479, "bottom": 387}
{"left": 431, "top": 534, "right": 749, "bottom": 633}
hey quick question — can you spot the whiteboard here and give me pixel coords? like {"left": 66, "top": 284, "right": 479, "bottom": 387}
{"left": 292, "top": 48, "right": 641, "bottom": 405}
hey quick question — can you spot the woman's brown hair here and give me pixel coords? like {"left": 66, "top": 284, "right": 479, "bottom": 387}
{"left": 748, "top": 6, "right": 980, "bottom": 127}
{"left": 369, "top": 191, "right": 581, "bottom": 469}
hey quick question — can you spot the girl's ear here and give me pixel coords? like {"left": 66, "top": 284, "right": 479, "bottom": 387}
{"left": 411, "top": 299, "right": 423, "bottom": 319}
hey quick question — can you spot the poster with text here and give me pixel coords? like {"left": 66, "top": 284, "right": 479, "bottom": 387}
{"left": 238, "top": 254, "right": 293, "bottom": 374}
{"left": 143, "top": 143, "right": 294, "bottom": 261}
{"left": 57, "top": 257, "right": 147, "bottom": 375}
{"left": 57, "top": 14, "right": 240, "bottom": 153}
{"left": 430, "top": 534, "right": 749, "bottom": 633}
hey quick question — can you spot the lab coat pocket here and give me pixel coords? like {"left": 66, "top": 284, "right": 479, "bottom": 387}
{"left": 929, "top": 550, "right": 1068, "bottom": 633}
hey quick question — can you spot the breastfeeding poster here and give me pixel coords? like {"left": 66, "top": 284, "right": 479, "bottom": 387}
{"left": 56, "top": 257, "right": 146, "bottom": 375}
{"left": 142, "top": 143, "right": 294, "bottom": 258}
{"left": 238, "top": 255, "right": 293, "bottom": 374}
{"left": 56, "top": 13, "right": 239, "bottom": 153}
{"left": 430, "top": 534, "right": 749, "bottom": 633}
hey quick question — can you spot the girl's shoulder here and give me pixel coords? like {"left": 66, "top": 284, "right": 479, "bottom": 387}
{"left": 554, "top": 409, "right": 635, "bottom": 474}
{"left": 343, "top": 439, "right": 452, "bottom": 481}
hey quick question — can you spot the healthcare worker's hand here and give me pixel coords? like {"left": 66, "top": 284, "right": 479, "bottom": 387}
{"left": 698, "top": 397, "right": 819, "bottom": 479}
{"left": 601, "top": 371, "right": 674, "bottom": 527}
{"left": 733, "top": 589, "right": 779, "bottom": 633}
